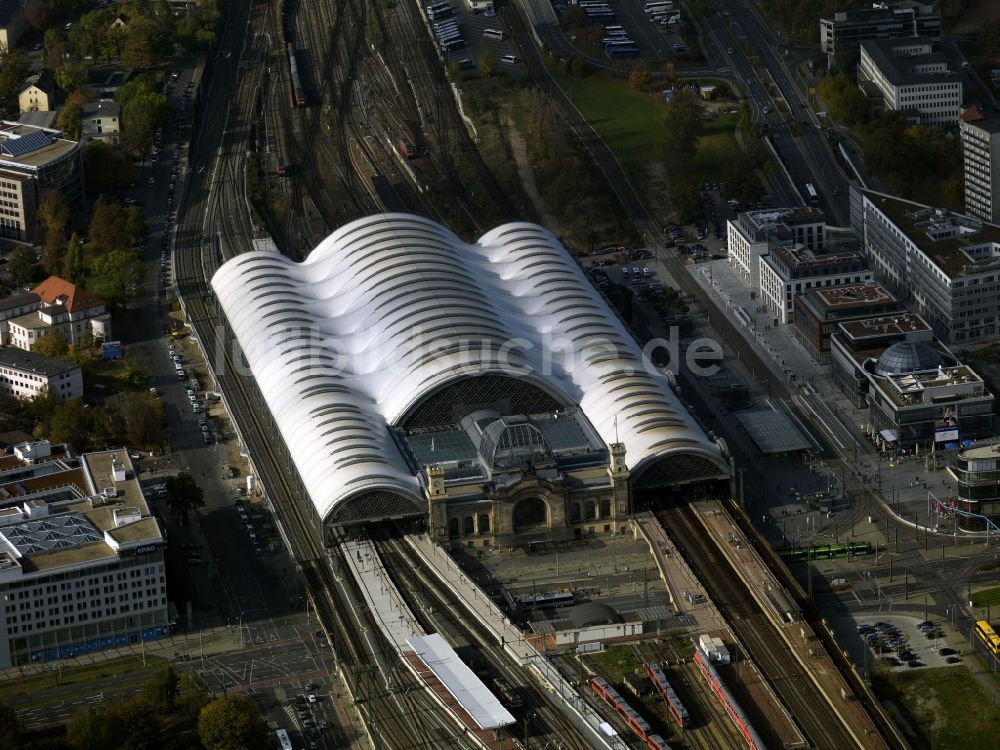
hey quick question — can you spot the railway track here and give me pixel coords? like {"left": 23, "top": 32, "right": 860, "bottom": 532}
{"left": 372, "top": 531, "right": 598, "bottom": 749}
{"left": 658, "top": 503, "right": 854, "bottom": 749}
{"left": 629, "top": 642, "right": 740, "bottom": 750}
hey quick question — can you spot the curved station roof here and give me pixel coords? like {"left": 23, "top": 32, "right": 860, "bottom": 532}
{"left": 212, "top": 214, "right": 728, "bottom": 524}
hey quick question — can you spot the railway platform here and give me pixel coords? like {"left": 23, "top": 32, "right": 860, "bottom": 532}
{"left": 693, "top": 500, "right": 891, "bottom": 749}
{"left": 404, "top": 533, "right": 622, "bottom": 749}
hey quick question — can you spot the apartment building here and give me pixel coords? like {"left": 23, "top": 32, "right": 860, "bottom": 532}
{"left": 850, "top": 187, "right": 1000, "bottom": 343}
{"left": 830, "top": 313, "right": 993, "bottom": 452}
{"left": 81, "top": 101, "right": 121, "bottom": 145}
{"left": 8, "top": 276, "right": 111, "bottom": 350}
{"left": 726, "top": 207, "right": 825, "bottom": 287}
{"left": 858, "top": 38, "right": 961, "bottom": 126}
{"left": 0, "top": 348, "right": 82, "bottom": 401}
{"left": 820, "top": 2, "right": 940, "bottom": 67}
{"left": 793, "top": 281, "right": 902, "bottom": 362}
{"left": 0, "top": 444, "right": 167, "bottom": 668}
{"left": 951, "top": 442, "right": 1000, "bottom": 531}
{"left": 0, "top": 122, "right": 83, "bottom": 243}
{"left": 960, "top": 106, "right": 1000, "bottom": 224}
{"left": 17, "top": 71, "right": 57, "bottom": 114}
{"left": 759, "top": 245, "right": 872, "bottom": 325}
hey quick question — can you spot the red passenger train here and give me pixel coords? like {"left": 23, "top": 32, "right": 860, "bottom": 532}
{"left": 589, "top": 676, "right": 653, "bottom": 742}
{"left": 693, "top": 651, "right": 766, "bottom": 750}
{"left": 646, "top": 734, "right": 674, "bottom": 750}
{"left": 645, "top": 661, "right": 690, "bottom": 728}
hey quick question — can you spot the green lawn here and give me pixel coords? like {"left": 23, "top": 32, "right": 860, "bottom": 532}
{"left": 971, "top": 585, "right": 1000, "bottom": 609}
{"left": 0, "top": 655, "right": 163, "bottom": 702}
{"left": 548, "top": 68, "right": 742, "bottom": 194}
{"left": 871, "top": 667, "right": 1000, "bottom": 749}
{"left": 587, "top": 645, "right": 641, "bottom": 684}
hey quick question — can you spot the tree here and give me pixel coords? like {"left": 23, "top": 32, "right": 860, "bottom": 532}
{"left": 85, "top": 141, "right": 136, "bottom": 195}
{"left": 8, "top": 246, "right": 34, "bottom": 287}
{"left": 55, "top": 60, "right": 88, "bottom": 95}
{"left": 48, "top": 398, "right": 93, "bottom": 452}
{"left": 122, "top": 391, "right": 164, "bottom": 450}
{"left": 125, "top": 206, "right": 148, "bottom": 243}
{"left": 57, "top": 101, "right": 83, "bottom": 140}
{"left": 662, "top": 93, "right": 704, "bottom": 164}
{"left": 67, "top": 706, "right": 113, "bottom": 750}
{"left": 34, "top": 329, "right": 69, "bottom": 358}
{"left": 140, "top": 666, "right": 178, "bottom": 713}
{"left": 89, "top": 197, "right": 131, "bottom": 251}
{"left": 176, "top": 672, "right": 211, "bottom": 720}
{"left": 628, "top": 68, "right": 652, "bottom": 91}
{"left": 64, "top": 233, "right": 85, "bottom": 284}
{"left": 164, "top": 472, "right": 205, "bottom": 523}
{"left": 817, "top": 72, "right": 867, "bottom": 126}
{"left": 122, "top": 35, "right": 154, "bottom": 69}
{"left": 115, "top": 79, "right": 170, "bottom": 157}
{"left": 119, "top": 358, "right": 149, "bottom": 387}
{"left": 567, "top": 54, "right": 590, "bottom": 79}
{"left": 198, "top": 695, "right": 271, "bottom": 750}
{"left": 0, "top": 703, "right": 20, "bottom": 748}
{"left": 0, "top": 50, "right": 30, "bottom": 113}
{"left": 37, "top": 189, "right": 70, "bottom": 236}
{"left": 90, "top": 248, "right": 144, "bottom": 306}
{"left": 669, "top": 174, "right": 703, "bottom": 223}
{"left": 477, "top": 51, "right": 495, "bottom": 78}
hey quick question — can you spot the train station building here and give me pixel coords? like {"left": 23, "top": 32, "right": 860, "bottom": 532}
{"left": 212, "top": 215, "right": 732, "bottom": 547}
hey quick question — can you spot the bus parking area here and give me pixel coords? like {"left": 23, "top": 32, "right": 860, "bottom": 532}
{"left": 552, "top": 0, "right": 688, "bottom": 60}
{"left": 423, "top": 1, "right": 518, "bottom": 70}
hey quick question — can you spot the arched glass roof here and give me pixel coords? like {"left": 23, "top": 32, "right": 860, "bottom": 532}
{"left": 211, "top": 214, "right": 727, "bottom": 524}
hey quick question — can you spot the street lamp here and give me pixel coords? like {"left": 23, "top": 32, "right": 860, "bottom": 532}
{"left": 523, "top": 712, "right": 537, "bottom": 748}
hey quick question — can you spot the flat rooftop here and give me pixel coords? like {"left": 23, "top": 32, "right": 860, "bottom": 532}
{"left": 860, "top": 38, "right": 960, "bottom": 87}
{"left": 838, "top": 312, "right": 932, "bottom": 341}
{"left": 768, "top": 245, "right": 863, "bottom": 271}
{"left": 808, "top": 282, "right": 896, "bottom": 311}
{"left": 0, "top": 347, "right": 78, "bottom": 377}
{"left": 860, "top": 190, "right": 1000, "bottom": 279}
{"left": 0, "top": 121, "right": 79, "bottom": 170}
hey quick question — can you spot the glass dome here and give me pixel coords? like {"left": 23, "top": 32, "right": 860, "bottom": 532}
{"left": 874, "top": 341, "right": 942, "bottom": 377}
{"left": 479, "top": 418, "right": 553, "bottom": 470}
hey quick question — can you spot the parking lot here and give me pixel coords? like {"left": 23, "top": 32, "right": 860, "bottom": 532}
{"left": 840, "top": 615, "right": 966, "bottom": 673}
{"left": 423, "top": 1, "right": 517, "bottom": 69}
{"left": 551, "top": 0, "right": 687, "bottom": 60}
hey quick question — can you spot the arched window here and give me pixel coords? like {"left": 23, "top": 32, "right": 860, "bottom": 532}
{"left": 513, "top": 498, "right": 547, "bottom": 532}
{"left": 449, "top": 518, "right": 459, "bottom": 537}
{"left": 570, "top": 503, "right": 582, "bottom": 523}
{"left": 600, "top": 498, "right": 611, "bottom": 517}
{"left": 478, "top": 514, "right": 490, "bottom": 533}
{"left": 463, "top": 516, "right": 474, "bottom": 535}
{"left": 585, "top": 501, "right": 596, "bottom": 520}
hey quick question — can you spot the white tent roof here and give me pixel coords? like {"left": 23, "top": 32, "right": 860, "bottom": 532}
{"left": 211, "top": 214, "right": 727, "bottom": 523}
{"left": 407, "top": 633, "right": 514, "bottom": 729}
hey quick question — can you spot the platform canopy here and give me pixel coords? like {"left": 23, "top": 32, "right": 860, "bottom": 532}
{"left": 736, "top": 408, "right": 815, "bottom": 454}
{"left": 407, "top": 633, "right": 515, "bottom": 730}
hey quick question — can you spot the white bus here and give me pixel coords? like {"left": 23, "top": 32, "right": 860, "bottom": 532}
{"left": 275, "top": 729, "right": 293, "bottom": 750}
{"left": 644, "top": 1, "right": 672, "bottom": 14}
{"left": 805, "top": 183, "right": 818, "bottom": 203}
{"left": 483, "top": 28, "right": 505, "bottom": 39}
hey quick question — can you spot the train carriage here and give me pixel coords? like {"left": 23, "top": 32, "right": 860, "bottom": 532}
{"left": 645, "top": 661, "right": 689, "bottom": 728}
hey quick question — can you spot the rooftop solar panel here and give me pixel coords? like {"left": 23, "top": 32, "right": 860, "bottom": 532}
{"left": 1, "top": 129, "right": 51, "bottom": 157}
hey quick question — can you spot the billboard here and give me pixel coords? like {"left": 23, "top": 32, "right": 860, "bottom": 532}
{"left": 934, "top": 405, "right": 958, "bottom": 443}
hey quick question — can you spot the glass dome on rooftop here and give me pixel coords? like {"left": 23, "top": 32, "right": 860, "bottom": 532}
{"left": 874, "top": 341, "right": 942, "bottom": 377}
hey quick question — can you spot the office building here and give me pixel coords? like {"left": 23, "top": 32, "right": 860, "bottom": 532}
{"left": 726, "top": 207, "right": 825, "bottom": 287}
{"left": 850, "top": 187, "right": 1000, "bottom": 343}
{"left": 0, "top": 444, "right": 167, "bottom": 668}
{"left": 793, "top": 281, "right": 902, "bottom": 362}
{"left": 759, "top": 245, "right": 871, "bottom": 326}
{"left": 0, "top": 122, "right": 84, "bottom": 243}
{"left": 0, "top": 348, "right": 83, "bottom": 401}
{"left": 951, "top": 441, "right": 1000, "bottom": 531}
{"left": 858, "top": 38, "right": 961, "bottom": 126}
{"left": 960, "top": 105, "right": 1000, "bottom": 224}
{"left": 820, "top": 2, "right": 940, "bottom": 67}
{"left": 831, "top": 312, "right": 993, "bottom": 452}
